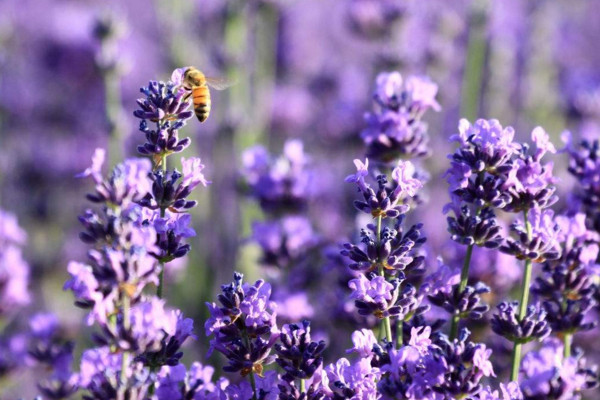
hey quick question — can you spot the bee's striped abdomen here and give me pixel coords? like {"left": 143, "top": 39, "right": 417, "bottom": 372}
{"left": 192, "top": 85, "right": 211, "bottom": 123}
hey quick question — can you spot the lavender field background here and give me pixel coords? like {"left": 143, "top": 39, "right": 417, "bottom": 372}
{"left": 1, "top": 0, "right": 600, "bottom": 399}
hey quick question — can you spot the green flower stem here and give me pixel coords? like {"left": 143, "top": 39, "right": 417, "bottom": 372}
{"left": 449, "top": 243, "right": 474, "bottom": 340}
{"left": 156, "top": 153, "right": 168, "bottom": 299}
{"left": 510, "top": 208, "right": 533, "bottom": 382}
{"left": 242, "top": 326, "right": 258, "bottom": 400}
{"left": 396, "top": 319, "right": 403, "bottom": 347}
{"left": 300, "top": 378, "right": 306, "bottom": 395}
{"left": 119, "top": 293, "right": 131, "bottom": 388}
{"left": 564, "top": 333, "right": 572, "bottom": 359}
{"left": 375, "top": 215, "right": 393, "bottom": 343}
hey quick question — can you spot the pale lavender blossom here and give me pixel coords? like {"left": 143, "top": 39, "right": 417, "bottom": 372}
{"left": 346, "top": 329, "right": 378, "bottom": 359}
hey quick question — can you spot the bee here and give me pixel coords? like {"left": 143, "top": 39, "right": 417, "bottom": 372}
{"left": 181, "top": 67, "right": 234, "bottom": 123}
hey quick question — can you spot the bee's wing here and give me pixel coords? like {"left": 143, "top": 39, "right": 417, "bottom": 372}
{"left": 204, "top": 76, "right": 236, "bottom": 90}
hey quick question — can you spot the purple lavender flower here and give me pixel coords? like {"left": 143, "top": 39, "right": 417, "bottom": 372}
{"left": 533, "top": 262, "right": 597, "bottom": 335}
{"left": 430, "top": 329, "right": 497, "bottom": 398}
{"left": 502, "top": 127, "right": 558, "bottom": 213}
{"left": 444, "top": 119, "right": 516, "bottom": 250}
{"left": 64, "top": 223, "right": 160, "bottom": 326}
{"left": 361, "top": 71, "right": 440, "bottom": 163}
{"left": 531, "top": 212, "right": 598, "bottom": 336}
{"left": 346, "top": 329, "right": 378, "bottom": 359}
{"left": 520, "top": 338, "right": 598, "bottom": 399}
{"left": 421, "top": 258, "right": 461, "bottom": 297}
{"left": 0, "top": 242, "right": 30, "bottom": 314}
{"left": 563, "top": 133, "right": 600, "bottom": 232}
{"left": 138, "top": 156, "right": 211, "bottom": 212}
{"left": 135, "top": 309, "right": 195, "bottom": 370}
{"left": 77, "top": 346, "right": 151, "bottom": 399}
{"left": 348, "top": 273, "right": 427, "bottom": 321}
{"left": 491, "top": 302, "right": 551, "bottom": 344}
{"left": 143, "top": 210, "right": 196, "bottom": 262}
{"left": 377, "top": 326, "right": 447, "bottom": 398}
{"left": 428, "top": 281, "right": 491, "bottom": 321}
{"left": 324, "top": 357, "right": 380, "bottom": 399}
{"left": 65, "top": 152, "right": 161, "bottom": 333}
{"left": 500, "top": 207, "right": 562, "bottom": 263}
{"left": 449, "top": 119, "right": 519, "bottom": 174}
{"left": 477, "top": 382, "right": 523, "bottom": 400}
{"left": 78, "top": 148, "right": 153, "bottom": 207}
{"left": 225, "top": 370, "right": 281, "bottom": 400}
{"left": 0, "top": 209, "right": 27, "bottom": 246}
{"left": 205, "top": 272, "right": 279, "bottom": 377}
{"left": 134, "top": 76, "right": 193, "bottom": 162}
{"left": 341, "top": 215, "right": 426, "bottom": 276}
{"left": 445, "top": 201, "right": 504, "bottom": 249}
{"left": 275, "top": 320, "right": 326, "bottom": 382}
{"left": 346, "top": 158, "right": 422, "bottom": 218}
{"left": 155, "top": 362, "right": 228, "bottom": 400}
{"left": 0, "top": 334, "right": 27, "bottom": 377}
{"left": 241, "top": 140, "right": 311, "bottom": 215}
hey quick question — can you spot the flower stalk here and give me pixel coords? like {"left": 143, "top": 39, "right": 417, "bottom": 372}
{"left": 450, "top": 243, "right": 474, "bottom": 340}
{"left": 510, "top": 208, "right": 533, "bottom": 382}
{"left": 376, "top": 215, "right": 393, "bottom": 343}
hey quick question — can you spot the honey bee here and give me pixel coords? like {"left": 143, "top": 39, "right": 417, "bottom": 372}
{"left": 181, "top": 67, "right": 234, "bottom": 123}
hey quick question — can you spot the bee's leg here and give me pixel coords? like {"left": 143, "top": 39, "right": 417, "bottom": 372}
{"left": 183, "top": 91, "right": 193, "bottom": 102}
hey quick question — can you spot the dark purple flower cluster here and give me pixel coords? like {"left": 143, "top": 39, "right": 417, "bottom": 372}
{"left": 346, "top": 158, "right": 422, "bottom": 218}
{"left": 133, "top": 74, "right": 194, "bottom": 162}
{"left": 275, "top": 320, "right": 326, "bottom": 382}
{"left": 500, "top": 208, "right": 561, "bottom": 263}
{"left": 341, "top": 215, "right": 426, "bottom": 276}
{"left": 491, "top": 302, "right": 551, "bottom": 344}
{"left": 361, "top": 72, "right": 440, "bottom": 163}
{"left": 564, "top": 134, "right": 600, "bottom": 232}
{"left": 205, "top": 272, "right": 279, "bottom": 377}
{"left": 139, "top": 157, "right": 210, "bottom": 212}
{"left": 428, "top": 281, "right": 491, "bottom": 321}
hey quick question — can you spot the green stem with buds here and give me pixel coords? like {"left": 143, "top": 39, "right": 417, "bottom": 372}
{"left": 119, "top": 293, "right": 131, "bottom": 390}
{"left": 510, "top": 208, "right": 533, "bottom": 382}
{"left": 450, "top": 243, "right": 474, "bottom": 340}
{"left": 375, "top": 215, "right": 393, "bottom": 343}
{"left": 156, "top": 153, "right": 168, "bottom": 299}
{"left": 563, "top": 333, "right": 572, "bottom": 359}
{"left": 241, "top": 326, "right": 258, "bottom": 400}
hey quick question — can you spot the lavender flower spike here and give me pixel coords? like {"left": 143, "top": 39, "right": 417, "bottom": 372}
{"left": 346, "top": 158, "right": 422, "bottom": 218}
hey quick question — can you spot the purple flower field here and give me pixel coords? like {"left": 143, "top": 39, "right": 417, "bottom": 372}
{"left": 1, "top": 0, "right": 600, "bottom": 399}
